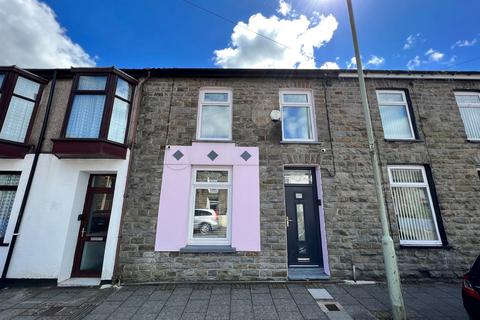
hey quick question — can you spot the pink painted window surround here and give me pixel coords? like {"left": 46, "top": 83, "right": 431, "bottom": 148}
{"left": 155, "top": 142, "right": 260, "bottom": 252}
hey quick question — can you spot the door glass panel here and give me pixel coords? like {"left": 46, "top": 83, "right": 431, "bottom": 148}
{"left": 296, "top": 204, "right": 306, "bottom": 241}
{"left": 91, "top": 175, "right": 115, "bottom": 188}
{"left": 79, "top": 241, "right": 106, "bottom": 272}
{"left": 91, "top": 193, "right": 113, "bottom": 211}
{"left": 193, "top": 188, "right": 228, "bottom": 239}
{"left": 284, "top": 170, "right": 312, "bottom": 185}
{"left": 87, "top": 193, "right": 112, "bottom": 236}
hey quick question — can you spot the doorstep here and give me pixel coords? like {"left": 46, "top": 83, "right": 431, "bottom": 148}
{"left": 288, "top": 267, "right": 330, "bottom": 280}
{"left": 58, "top": 277, "right": 101, "bottom": 287}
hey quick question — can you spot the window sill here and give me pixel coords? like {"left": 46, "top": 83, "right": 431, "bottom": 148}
{"left": 51, "top": 138, "right": 128, "bottom": 159}
{"left": 180, "top": 245, "right": 236, "bottom": 253}
{"left": 384, "top": 139, "right": 423, "bottom": 143}
{"left": 192, "top": 139, "right": 234, "bottom": 143}
{"left": 467, "top": 139, "right": 480, "bottom": 143}
{"left": 0, "top": 139, "right": 32, "bottom": 158}
{"left": 399, "top": 244, "right": 451, "bottom": 250}
{"left": 280, "top": 141, "right": 321, "bottom": 145}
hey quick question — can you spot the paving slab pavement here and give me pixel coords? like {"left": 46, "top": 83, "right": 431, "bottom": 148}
{"left": 0, "top": 282, "right": 469, "bottom": 319}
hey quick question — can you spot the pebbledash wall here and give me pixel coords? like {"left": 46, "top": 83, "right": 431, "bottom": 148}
{"left": 116, "top": 70, "right": 480, "bottom": 283}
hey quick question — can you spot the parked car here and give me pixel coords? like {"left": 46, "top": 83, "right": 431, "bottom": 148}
{"left": 463, "top": 255, "right": 480, "bottom": 318}
{"left": 194, "top": 209, "right": 219, "bottom": 235}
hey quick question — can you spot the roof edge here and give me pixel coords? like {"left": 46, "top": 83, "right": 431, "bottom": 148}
{"left": 7, "top": 67, "right": 480, "bottom": 80}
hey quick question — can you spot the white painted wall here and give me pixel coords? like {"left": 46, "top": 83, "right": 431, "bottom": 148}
{"left": 4, "top": 151, "right": 130, "bottom": 281}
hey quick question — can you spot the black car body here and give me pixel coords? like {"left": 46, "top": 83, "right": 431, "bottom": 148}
{"left": 463, "top": 255, "right": 480, "bottom": 318}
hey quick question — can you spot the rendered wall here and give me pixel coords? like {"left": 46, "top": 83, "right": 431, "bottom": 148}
{"left": 5, "top": 152, "right": 130, "bottom": 281}
{"left": 155, "top": 142, "right": 260, "bottom": 252}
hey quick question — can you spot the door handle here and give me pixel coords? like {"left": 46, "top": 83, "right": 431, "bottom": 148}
{"left": 286, "top": 217, "right": 293, "bottom": 228}
{"left": 81, "top": 227, "right": 86, "bottom": 238}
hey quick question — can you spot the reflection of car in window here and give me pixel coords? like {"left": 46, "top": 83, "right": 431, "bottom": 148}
{"left": 194, "top": 209, "right": 219, "bottom": 235}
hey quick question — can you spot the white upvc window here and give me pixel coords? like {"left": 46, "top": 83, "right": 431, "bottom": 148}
{"left": 196, "top": 89, "right": 232, "bottom": 140}
{"left": 388, "top": 166, "right": 442, "bottom": 246}
{"left": 279, "top": 90, "right": 316, "bottom": 142}
{"left": 454, "top": 91, "right": 480, "bottom": 141}
{"left": 376, "top": 90, "right": 415, "bottom": 140}
{"left": 188, "top": 167, "right": 232, "bottom": 245}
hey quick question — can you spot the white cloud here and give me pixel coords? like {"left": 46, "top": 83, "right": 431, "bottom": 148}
{"left": 366, "top": 55, "right": 385, "bottom": 67}
{"left": 345, "top": 55, "right": 384, "bottom": 69}
{"left": 277, "top": 0, "right": 292, "bottom": 16}
{"left": 346, "top": 57, "right": 356, "bottom": 69}
{"left": 319, "top": 61, "right": 340, "bottom": 69}
{"left": 213, "top": 11, "right": 338, "bottom": 69}
{"left": 0, "top": 0, "right": 95, "bottom": 68}
{"left": 403, "top": 33, "right": 421, "bottom": 50}
{"left": 406, "top": 55, "right": 421, "bottom": 70}
{"left": 425, "top": 48, "right": 444, "bottom": 62}
{"left": 445, "top": 55, "right": 457, "bottom": 66}
{"left": 451, "top": 38, "right": 477, "bottom": 49}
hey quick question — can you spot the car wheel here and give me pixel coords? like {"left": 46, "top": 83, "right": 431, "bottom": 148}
{"left": 199, "top": 223, "right": 211, "bottom": 235}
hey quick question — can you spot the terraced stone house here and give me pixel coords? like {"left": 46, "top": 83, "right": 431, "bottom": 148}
{"left": 0, "top": 67, "right": 478, "bottom": 285}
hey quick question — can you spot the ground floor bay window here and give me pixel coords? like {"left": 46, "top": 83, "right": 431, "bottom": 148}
{"left": 388, "top": 165, "right": 444, "bottom": 246}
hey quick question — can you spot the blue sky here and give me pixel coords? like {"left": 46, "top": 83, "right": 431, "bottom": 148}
{"left": 1, "top": 0, "right": 479, "bottom": 70}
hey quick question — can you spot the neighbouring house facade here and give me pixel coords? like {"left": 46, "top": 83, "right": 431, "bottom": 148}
{"left": 0, "top": 67, "right": 479, "bottom": 285}
{"left": 0, "top": 67, "right": 138, "bottom": 285}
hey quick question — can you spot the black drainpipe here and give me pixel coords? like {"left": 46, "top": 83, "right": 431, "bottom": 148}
{"left": 0, "top": 70, "right": 58, "bottom": 285}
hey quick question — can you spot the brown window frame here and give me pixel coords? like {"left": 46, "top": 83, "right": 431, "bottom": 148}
{"left": 61, "top": 70, "right": 137, "bottom": 145}
{"left": 0, "top": 171, "right": 21, "bottom": 245}
{"left": 0, "top": 67, "right": 46, "bottom": 145}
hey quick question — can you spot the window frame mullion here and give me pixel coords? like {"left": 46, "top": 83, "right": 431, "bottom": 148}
{"left": 99, "top": 74, "right": 118, "bottom": 140}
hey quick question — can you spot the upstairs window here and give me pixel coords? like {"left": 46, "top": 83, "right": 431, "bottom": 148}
{"left": 0, "top": 172, "right": 20, "bottom": 243}
{"left": 280, "top": 90, "right": 316, "bottom": 142}
{"left": 454, "top": 92, "right": 480, "bottom": 141}
{"left": 64, "top": 74, "right": 134, "bottom": 144}
{"left": 197, "top": 89, "right": 232, "bottom": 140}
{"left": 388, "top": 166, "right": 443, "bottom": 246}
{"left": 0, "top": 73, "right": 42, "bottom": 143}
{"left": 376, "top": 90, "right": 415, "bottom": 140}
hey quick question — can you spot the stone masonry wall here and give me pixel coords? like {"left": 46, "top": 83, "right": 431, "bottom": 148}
{"left": 116, "top": 75, "right": 480, "bottom": 283}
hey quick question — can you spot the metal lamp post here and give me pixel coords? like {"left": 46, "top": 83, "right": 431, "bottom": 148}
{"left": 344, "top": 0, "right": 406, "bottom": 319}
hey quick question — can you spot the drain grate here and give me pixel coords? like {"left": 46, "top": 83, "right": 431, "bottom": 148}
{"left": 40, "top": 306, "right": 64, "bottom": 316}
{"left": 325, "top": 303, "right": 341, "bottom": 312}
